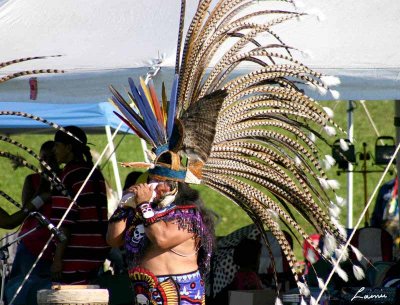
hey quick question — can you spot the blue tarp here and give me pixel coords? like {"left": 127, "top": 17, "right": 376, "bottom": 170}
{"left": 0, "top": 102, "right": 131, "bottom": 134}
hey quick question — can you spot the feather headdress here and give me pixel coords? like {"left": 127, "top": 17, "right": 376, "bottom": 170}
{"left": 110, "top": 0, "right": 349, "bottom": 299}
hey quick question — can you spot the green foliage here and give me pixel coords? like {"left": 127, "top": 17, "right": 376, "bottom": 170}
{"left": 0, "top": 100, "right": 396, "bottom": 260}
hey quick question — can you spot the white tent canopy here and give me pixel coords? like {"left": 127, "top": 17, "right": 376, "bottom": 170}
{"left": 0, "top": 0, "right": 399, "bottom": 101}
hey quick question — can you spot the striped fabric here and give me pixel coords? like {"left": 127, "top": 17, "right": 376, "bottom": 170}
{"left": 51, "top": 161, "right": 110, "bottom": 284}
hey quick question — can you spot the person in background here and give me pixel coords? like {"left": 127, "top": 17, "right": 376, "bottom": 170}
{"left": 370, "top": 176, "right": 400, "bottom": 249}
{"left": 208, "top": 238, "right": 263, "bottom": 305}
{"left": 51, "top": 125, "right": 110, "bottom": 284}
{"left": 231, "top": 238, "right": 263, "bottom": 290}
{"left": 0, "top": 141, "right": 57, "bottom": 230}
{"left": 4, "top": 140, "right": 59, "bottom": 305}
{"left": 371, "top": 177, "right": 397, "bottom": 228}
{"left": 107, "top": 179, "right": 215, "bottom": 305}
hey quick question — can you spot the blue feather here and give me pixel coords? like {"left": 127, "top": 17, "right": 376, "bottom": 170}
{"left": 128, "top": 78, "right": 160, "bottom": 144}
{"left": 167, "top": 74, "right": 179, "bottom": 139}
{"left": 137, "top": 84, "right": 165, "bottom": 145}
{"left": 109, "top": 85, "right": 157, "bottom": 144}
{"left": 111, "top": 97, "right": 155, "bottom": 146}
{"left": 109, "top": 86, "right": 145, "bottom": 126}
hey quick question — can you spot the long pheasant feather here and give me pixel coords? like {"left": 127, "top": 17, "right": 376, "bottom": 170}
{"left": 0, "top": 190, "right": 23, "bottom": 209}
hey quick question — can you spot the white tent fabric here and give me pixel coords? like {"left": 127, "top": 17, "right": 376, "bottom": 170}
{"left": 0, "top": 0, "right": 399, "bottom": 101}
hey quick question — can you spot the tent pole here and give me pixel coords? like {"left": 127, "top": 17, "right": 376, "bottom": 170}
{"left": 346, "top": 100, "right": 355, "bottom": 229}
{"left": 105, "top": 125, "right": 123, "bottom": 199}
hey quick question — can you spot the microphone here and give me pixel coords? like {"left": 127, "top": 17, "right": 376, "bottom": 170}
{"left": 30, "top": 212, "right": 67, "bottom": 242}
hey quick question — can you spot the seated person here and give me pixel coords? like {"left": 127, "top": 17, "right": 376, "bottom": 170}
{"left": 208, "top": 238, "right": 263, "bottom": 305}
{"left": 231, "top": 238, "right": 263, "bottom": 290}
{"left": 4, "top": 140, "right": 58, "bottom": 305}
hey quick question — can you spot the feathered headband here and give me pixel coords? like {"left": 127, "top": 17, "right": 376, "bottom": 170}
{"left": 109, "top": 75, "right": 226, "bottom": 183}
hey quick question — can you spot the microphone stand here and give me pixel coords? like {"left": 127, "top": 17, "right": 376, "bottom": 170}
{"left": 0, "top": 225, "right": 43, "bottom": 305}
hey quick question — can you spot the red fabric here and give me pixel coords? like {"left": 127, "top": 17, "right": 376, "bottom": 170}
{"left": 19, "top": 173, "right": 55, "bottom": 260}
{"left": 231, "top": 271, "right": 263, "bottom": 290}
{"left": 393, "top": 178, "right": 398, "bottom": 197}
{"left": 302, "top": 234, "right": 321, "bottom": 275}
{"left": 29, "top": 77, "right": 38, "bottom": 100}
{"left": 50, "top": 195, "right": 78, "bottom": 225}
{"left": 302, "top": 234, "right": 321, "bottom": 263}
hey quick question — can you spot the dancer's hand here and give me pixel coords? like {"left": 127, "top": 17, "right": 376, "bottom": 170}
{"left": 132, "top": 183, "right": 155, "bottom": 205}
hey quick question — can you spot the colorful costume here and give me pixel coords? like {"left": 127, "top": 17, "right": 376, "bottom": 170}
{"left": 128, "top": 267, "right": 204, "bottom": 305}
{"left": 109, "top": 201, "right": 212, "bottom": 304}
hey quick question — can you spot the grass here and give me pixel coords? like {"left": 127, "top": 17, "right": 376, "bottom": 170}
{"left": 0, "top": 100, "right": 396, "bottom": 259}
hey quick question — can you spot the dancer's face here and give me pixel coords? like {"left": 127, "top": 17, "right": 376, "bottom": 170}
{"left": 152, "top": 181, "right": 172, "bottom": 201}
{"left": 148, "top": 180, "right": 176, "bottom": 203}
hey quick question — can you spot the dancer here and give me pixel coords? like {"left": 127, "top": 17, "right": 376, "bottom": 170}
{"left": 108, "top": 179, "right": 215, "bottom": 304}
{"left": 107, "top": 1, "right": 349, "bottom": 303}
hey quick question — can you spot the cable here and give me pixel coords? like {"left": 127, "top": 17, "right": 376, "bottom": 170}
{"left": 0, "top": 227, "right": 20, "bottom": 243}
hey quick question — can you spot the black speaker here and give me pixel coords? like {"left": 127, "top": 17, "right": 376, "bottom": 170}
{"left": 375, "top": 136, "right": 396, "bottom": 165}
{"left": 332, "top": 139, "right": 356, "bottom": 169}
